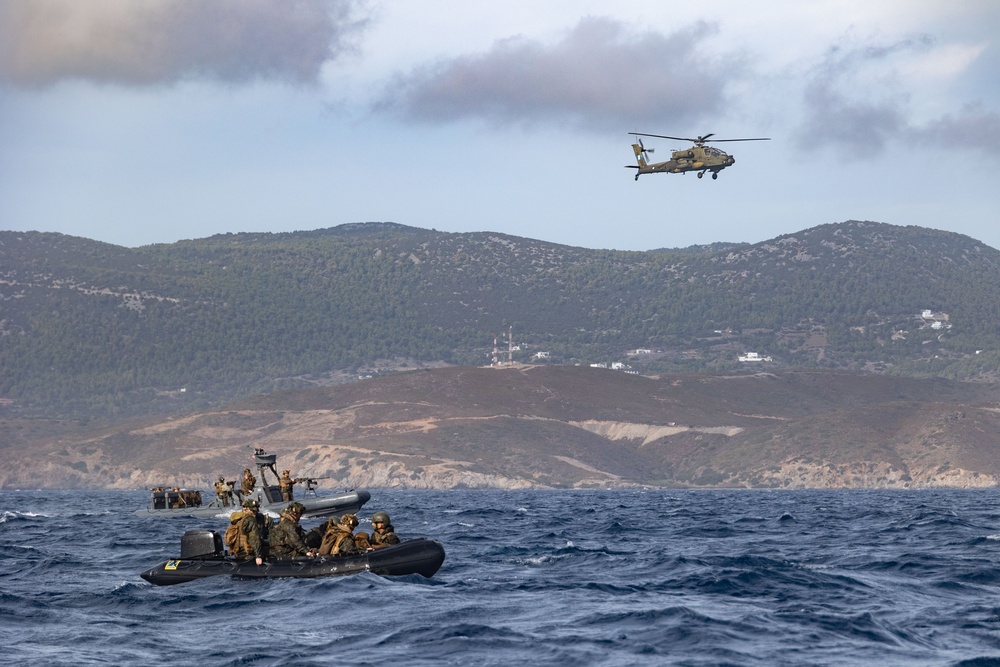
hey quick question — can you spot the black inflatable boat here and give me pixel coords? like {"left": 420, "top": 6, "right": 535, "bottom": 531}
{"left": 140, "top": 529, "right": 445, "bottom": 586}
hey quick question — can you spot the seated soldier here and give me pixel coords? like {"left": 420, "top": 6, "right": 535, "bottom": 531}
{"left": 268, "top": 502, "right": 315, "bottom": 560}
{"left": 228, "top": 498, "right": 271, "bottom": 565}
{"left": 319, "top": 514, "right": 360, "bottom": 556}
{"left": 369, "top": 511, "right": 400, "bottom": 549}
{"left": 354, "top": 531, "right": 371, "bottom": 551}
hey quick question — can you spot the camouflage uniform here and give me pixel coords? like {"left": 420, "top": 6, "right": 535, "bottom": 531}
{"left": 269, "top": 507, "right": 311, "bottom": 560}
{"left": 354, "top": 531, "right": 371, "bottom": 550}
{"left": 231, "top": 508, "right": 272, "bottom": 560}
{"left": 319, "top": 514, "right": 360, "bottom": 556}
{"left": 214, "top": 477, "right": 233, "bottom": 507}
{"left": 241, "top": 469, "right": 256, "bottom": 496}
{"left": 279, "top": 470, "right": 295, "bottom": 501}
{"left": 370, "top": 523, "right": 400, "bottom": 549}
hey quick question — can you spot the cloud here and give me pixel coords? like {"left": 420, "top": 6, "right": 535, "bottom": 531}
{"left": 911, "top": 104, "right": 1000, "bottom": 157}
{"left": 795, "top": 33, "right": 1000, "bottom": 158}
{"left": 0, "top": 0, "right": 369, "bottom": 87}
{"left": 375, "top": 17, "right": 746, "bottom": 131}
{"left": 795, "top": 36, "right": 932, "bottom": 157}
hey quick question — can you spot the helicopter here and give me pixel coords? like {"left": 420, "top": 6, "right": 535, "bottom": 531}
{"left": 626, "top": 132, "right": 770, "bottom": 181}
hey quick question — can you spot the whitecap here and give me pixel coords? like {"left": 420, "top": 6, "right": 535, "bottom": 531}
{"left": 522, "top": 556, "right": 552, "bottom": 566}
{"left": 0, "top": 510, "right": 49, "bottom": 523}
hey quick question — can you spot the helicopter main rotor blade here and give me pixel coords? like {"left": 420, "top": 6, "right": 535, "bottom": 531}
{"left": 631, "top": 132, "right": 696, "bottom": 142}
{"left": 630, "top": 132, "right": 770, "bottom": 143}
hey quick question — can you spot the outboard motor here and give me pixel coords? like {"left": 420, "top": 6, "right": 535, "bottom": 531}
{"left": 151, "top": 490, "right": 167, "bottom": 510}
{"left": 180, "top": 529, "right": 224, "bottom": 559}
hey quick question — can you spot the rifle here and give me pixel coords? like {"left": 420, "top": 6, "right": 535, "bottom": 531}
{"left": 296, "top": 476, "right": 330, "bottom": 492}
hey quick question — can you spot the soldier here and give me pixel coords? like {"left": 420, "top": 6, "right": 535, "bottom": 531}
{"left": 279, "top": 469, "right": 296, "bottom": 501}
{"left": 369, "top": 511, "right": 400, "bottom": 549}
{"left": 228, "top": 498, "right": 271, "bottom": 565}
{"left": 241, "top": 468, "right": 256, "bottom": 496}
{"left": 268, "top": 502, "right": 315, "bottom": 560}
{"left": 214, "top": 476, "right": 233, "bottom": 507}
{"left": 354, "top": 531, "right": 371, "bottom": 550}
{"left": 318, "top": 514, "right": 360, "bottom": 556}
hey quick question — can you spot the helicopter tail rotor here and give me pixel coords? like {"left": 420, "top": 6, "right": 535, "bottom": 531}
{"left": 630, "top": 139, "right": 651, "bottom": 169}
{"left": 627, "top": 137, "right": 654, "bottom": 178}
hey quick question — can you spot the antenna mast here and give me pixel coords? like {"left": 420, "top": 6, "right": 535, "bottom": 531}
{"left": 508, "top": 326, "right": 513, "bottom": 365}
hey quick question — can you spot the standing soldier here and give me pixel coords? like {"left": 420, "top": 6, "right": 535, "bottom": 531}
{"left": 241, "top": 468, "right": 256, "bottom": 496}
{"left": 279, "top": 469, "right": 296, "bottom": 501}
{"left": 369, "top": 512, "right": 400, "bottom": 549}
{"left": 268, "top": 502, "right": 315, "bottom": 560}
{"left": 214, "top": 476, "right": 233, "bottom": 507}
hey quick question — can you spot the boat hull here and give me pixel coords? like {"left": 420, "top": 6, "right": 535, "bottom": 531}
{"left": 134, "top": 489, "right": 371, "bottom": 520}
{"left": 140, "top": 538, "right": 445, "bottom": 586}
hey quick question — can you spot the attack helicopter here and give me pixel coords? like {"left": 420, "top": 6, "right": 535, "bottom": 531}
{"left": 626, "top": 132, "right": 770, "bottom": 181}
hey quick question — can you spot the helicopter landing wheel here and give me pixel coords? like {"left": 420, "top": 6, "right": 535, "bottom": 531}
{"left": 697, "top": 172, "right": 704, "bottom": 179}
{"left": 712, "top": 172, "right": 718, "bottom": 180}
{"left": 634, "top": 174, "right": 639, "bottom": 181}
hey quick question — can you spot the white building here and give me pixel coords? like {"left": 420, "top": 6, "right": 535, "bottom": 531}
{"left": 738, "top": 352, "right": 772, "bottom": 362}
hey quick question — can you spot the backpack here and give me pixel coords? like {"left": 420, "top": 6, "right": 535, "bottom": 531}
{"left": 224, "top": 511, "right": 246, "bottom": 553}
{"left": 223, "top": 524, "right": 238, "bottom": 550}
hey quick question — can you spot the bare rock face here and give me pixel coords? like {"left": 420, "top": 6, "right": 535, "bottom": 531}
{"left": 3, "top": 366, "right": 1000, "bottom": 490}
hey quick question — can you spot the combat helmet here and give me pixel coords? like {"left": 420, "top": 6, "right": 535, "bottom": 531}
{"left": 371, "top": 511, "right": 391, "bottom": 525}
{"left": 340, "top": 513, "right": 359, "bottom": 529}
{"left": 242, "top": 497, "right": 259, "bottom": 509}
{"left": 285, "top": 502, "right": 305, "bottom": 517}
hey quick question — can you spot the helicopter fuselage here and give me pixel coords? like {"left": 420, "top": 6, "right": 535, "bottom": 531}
{"left": 631, "top": 143, "right": 734, "bottom": 180}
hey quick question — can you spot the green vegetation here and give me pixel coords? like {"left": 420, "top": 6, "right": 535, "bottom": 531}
{"left": 2, "top": 220, "right": 1000, "bottom": 419}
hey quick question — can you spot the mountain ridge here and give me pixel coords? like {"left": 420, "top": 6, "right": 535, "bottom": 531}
{"left": 4, "top": 220, "right": 1000, "bottom": 420}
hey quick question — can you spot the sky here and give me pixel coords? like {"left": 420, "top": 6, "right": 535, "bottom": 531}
{"left": 1, "top": 0, "right": 998, "bottom": 252}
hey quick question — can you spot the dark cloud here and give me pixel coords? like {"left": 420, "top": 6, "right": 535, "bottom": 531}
{"left": 797, "top": 80, "right": 908, "bottom": 156}
{"left": 911, "top": 104, "right": 1000, "bottom": 157}
{"left": 795, "top": 34, "right": 1000, "bottom": 158}
{"left": 0, "top": 0, "right": 369, "bottom": 87}
{"left": 376, "top": 17, "right": 745, "bottom": 131}
{"left": 795, "top": 36, "right": 932, "bottom": 157}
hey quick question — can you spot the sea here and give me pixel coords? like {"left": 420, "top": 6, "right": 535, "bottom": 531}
{"left": 4, "top": 488, "right": 1000, "bottom": 666}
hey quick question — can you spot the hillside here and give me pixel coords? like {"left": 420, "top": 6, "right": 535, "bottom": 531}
{"left": 3, "top": 366, "right": 999, "bottom": 490}
{"left": 3, "top": 220, "right": 1000, "bottom": 419}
